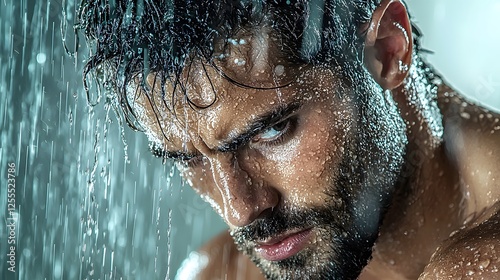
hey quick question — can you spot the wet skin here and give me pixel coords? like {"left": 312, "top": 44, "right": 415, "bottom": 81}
{"left": 130, "top": 4, "right": 500, "bottom": 280}
{"left": 137, "top": 57, "right": 500, "bottom": 280}
{"left": 140, "top": 53, "right": 405, "bottom": 279}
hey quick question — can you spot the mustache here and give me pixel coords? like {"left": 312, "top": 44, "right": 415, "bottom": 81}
{"left": 230, "top": 204, "right": 347, "bottom": 245}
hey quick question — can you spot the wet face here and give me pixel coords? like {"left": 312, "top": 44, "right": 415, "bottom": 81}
{"left": 133, "top": 30, "right": 407, "bottom": 279}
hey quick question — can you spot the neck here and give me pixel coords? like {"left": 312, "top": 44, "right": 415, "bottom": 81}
{"left": 394, "top": 55, "right": 444, "bottom": 147}
{"left": 361, "top": 55, "right": 465, "bottom": 279}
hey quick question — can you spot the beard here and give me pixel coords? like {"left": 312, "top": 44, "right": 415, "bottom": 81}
{"left": 230, "top": 73, "right": 408, "bottom": 280}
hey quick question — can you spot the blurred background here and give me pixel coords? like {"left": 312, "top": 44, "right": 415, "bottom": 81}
{"left": 0, "top": 0, "right": 499, "bottom": 279}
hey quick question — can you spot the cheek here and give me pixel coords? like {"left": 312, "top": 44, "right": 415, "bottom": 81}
{"left": 268, "top": 108, "right": 354, "bottom": 205}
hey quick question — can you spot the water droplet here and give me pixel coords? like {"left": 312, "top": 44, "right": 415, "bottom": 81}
{"left": 274, "top": 65, "right": 285, "bottom": 76}
{"left": 461, "top": 112, "right": 471, "bottom": 119}
{"left": 36, "top": 53, "right": 46, "bottom": 64}
{"left": 398, "top": 60, "right": 409, "bottom": 72}
{"left": 478, "top": 259, "right": 491, "bottom": 269}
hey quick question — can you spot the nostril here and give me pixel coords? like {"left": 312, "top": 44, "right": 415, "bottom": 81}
{"left": 249, "top": 188, "right": 281, "bottom": 222}
{"left": 257, "top": 207, "right": 275, "bottom": 220}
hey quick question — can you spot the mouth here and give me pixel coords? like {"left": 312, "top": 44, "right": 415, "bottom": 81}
{"left": 255, "top": 228, "right": 313, "bottom": 262}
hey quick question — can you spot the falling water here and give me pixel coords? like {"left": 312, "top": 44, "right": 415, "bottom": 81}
{"left": 0, "top": 0, "right": 225, "bottom": 279}
{"left": 1, "top": 0, "right": 500, "bottom": 280}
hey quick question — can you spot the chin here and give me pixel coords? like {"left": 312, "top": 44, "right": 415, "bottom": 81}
{"left": 231, "top": 201, "right": 382, "bottom": 280}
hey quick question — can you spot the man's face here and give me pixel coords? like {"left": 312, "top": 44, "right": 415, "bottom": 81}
{"left": 133, "top": 30, "right": 407, "bottom": 279}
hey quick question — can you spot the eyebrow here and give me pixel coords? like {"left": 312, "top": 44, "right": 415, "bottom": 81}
{"left": 150, "top": 101, "right": 303, "bottom": 160}
{"left": 218, "top": 101, "right": 303, "bottom": 152}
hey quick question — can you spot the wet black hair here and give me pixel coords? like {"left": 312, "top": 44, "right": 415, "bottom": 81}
{"left": 76, "top": 0, "right": 421, "bottom": 130}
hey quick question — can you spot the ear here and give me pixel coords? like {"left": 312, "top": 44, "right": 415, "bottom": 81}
{"left": 363, "top": 0, "right": 413, "bottom": 90}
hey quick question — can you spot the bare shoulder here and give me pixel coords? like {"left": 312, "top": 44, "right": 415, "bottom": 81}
{"left": 419, "top": 204, "right": 500, "bottom": 279}
{"left": 440, "top": 91, "right": 500, "bottom": 153}
{"left": 175, "top": 231, "right": 265, "bottom": 280}
{"left": 439, "top": 91, "right": 500, "bottom": 212}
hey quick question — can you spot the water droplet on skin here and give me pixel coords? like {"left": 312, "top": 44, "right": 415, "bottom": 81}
{"left": 460, "top": 112, "right": 471, "bottom": 119}
{"left": 254, "top": 161, "right": 261, "bottom": 172}
{"left": 228, "top": 38, "right": 238, "bottom": 45}
{"left": 234, "top": 58, "right": 246, "bottom": 66}
{"left": 398, "top": 60, "right": 408, "bottom": 72}
{"left": 274, "top": 65, "right": 285, "bottom": 76}
{"left": 478, "top": 259, "right": 491, "bottom": 269}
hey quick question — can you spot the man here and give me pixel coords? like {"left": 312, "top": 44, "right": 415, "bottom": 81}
{"left": 77, "top": 0, "right": 500, "bottom": 279}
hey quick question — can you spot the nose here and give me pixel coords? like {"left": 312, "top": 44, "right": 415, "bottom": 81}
{"left": 210, "top": 153, "right": 280, "bottom": 227}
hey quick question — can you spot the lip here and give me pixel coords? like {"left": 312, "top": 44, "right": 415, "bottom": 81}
{"left": 255, "top": 228, "right": 313, "bottom": 261}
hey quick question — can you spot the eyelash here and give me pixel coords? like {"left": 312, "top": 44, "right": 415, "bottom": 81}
{"left": 150, "top": 146, "right": 165, "bottom": 158}
{"left": 182, "top": 156, "right": 204, "bottom": 168}
{"left": 149, "top": 144, "right": 202, "bottom": 168}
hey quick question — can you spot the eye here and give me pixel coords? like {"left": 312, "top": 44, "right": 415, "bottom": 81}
{"left": 252, "top": 118, "right": 295, "bottom": 145}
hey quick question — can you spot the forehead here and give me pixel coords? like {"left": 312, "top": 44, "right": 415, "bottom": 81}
{"left": 129, "top": 28, "right": 341, "bottom": 151}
